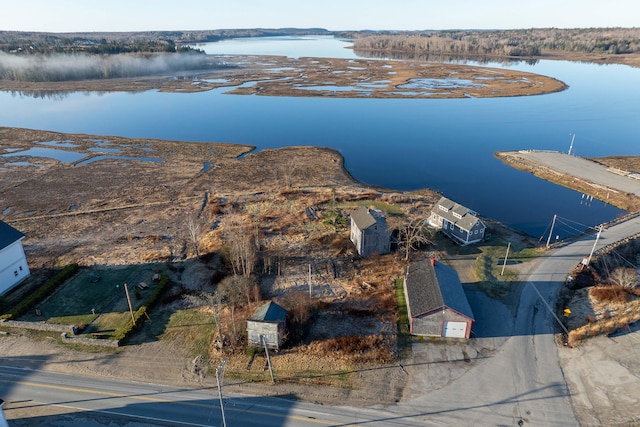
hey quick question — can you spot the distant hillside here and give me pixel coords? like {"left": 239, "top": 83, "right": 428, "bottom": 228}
{"left": 0, "top": 28, "right": 332, "bottom": 55}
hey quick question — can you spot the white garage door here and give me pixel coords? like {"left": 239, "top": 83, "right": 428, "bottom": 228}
{"left": 443, "top": 321, "right": 467, "bottom": 338}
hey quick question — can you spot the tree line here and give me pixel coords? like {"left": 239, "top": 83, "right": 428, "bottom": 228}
{"left": 349, "top": 28, "right": 640, "bottom": 58}
{"left": 0, "top": 28, "right": 331, "bottom": 55}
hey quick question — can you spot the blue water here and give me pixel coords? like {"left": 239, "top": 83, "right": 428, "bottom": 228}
{"left": 1, "top": 36, "right": 639, "bottom": 239}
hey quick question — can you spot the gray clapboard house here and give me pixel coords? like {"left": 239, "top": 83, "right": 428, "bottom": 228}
{"left": 247, "top": 301, "right": 287, "bottom": 351}
{"left": 428, "top": 196, "right": 486, "bottom": 245}
{"left": 404, "top": 259, "right": 474, "bottom": 338}
{"left": 350, "top": 206, "right": 391, "bottom": 257}
{"left": 0, "top": 221, "right": 30, "bottom": 295}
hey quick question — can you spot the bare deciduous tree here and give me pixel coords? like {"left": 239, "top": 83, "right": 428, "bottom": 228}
{"left": 222, "top": 214, "right": 259, "bottom": 277}
{"left": 185, "top": 215, "right": 202, "bottom": 257}
{"left": 215, "top": 274, "right": 260, "bottom": 349}
{"left": 263, "top": 240, "right": 286, "bottom": 276}
{"left": 609, "top": 267, "right": 639, "bottom": 289}
{"left": 399, "top": 217, "right": 432, "bottom": 261}
{"left": 274, "top": 160, "right": 300, "bottom": 189}
{"left": 203, "top": 292, "right": 224, "bottom": 349}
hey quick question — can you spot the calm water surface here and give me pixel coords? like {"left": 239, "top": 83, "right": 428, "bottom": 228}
{"left": 2, "top": 36, "right": 639, "bottom": 239}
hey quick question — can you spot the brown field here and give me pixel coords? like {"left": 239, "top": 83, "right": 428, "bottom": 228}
{"left": 0, "top": 125, "right": 439, "bottom": 405}
{"left": 591, "top": 155, "right": 640, "bottom": 174}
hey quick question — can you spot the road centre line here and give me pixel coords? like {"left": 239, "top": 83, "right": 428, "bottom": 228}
{"left": 0, "top": 378, "right": 342, "bottom": 426}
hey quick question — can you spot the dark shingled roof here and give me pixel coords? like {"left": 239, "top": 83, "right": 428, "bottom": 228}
{"left": 433, "top": 196, "right": 483, "bottom": 232}
{"left": 405, "top": 260, "right": 474, "bottom": 321}
{"left": 350, "top": 206, "right": 378, "bottom": 230}
{"left": 0, "top": 221, "right": 25, "bottom": 251}
{"left": 250, "top": 301, "right": 287, "bottom": 323}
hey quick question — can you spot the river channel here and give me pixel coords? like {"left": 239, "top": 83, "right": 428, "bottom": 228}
{"left": 1, "top": 35, "right": 639, "bottom": 239}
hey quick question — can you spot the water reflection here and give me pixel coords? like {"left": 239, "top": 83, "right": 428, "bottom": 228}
{"left": 2, "top": 147, "right": 86, "bottom": 163}
{"left": 353, "top": 49, "right": 540, "bottom": 66}
{"left": 7, "top": 90, "right": 74, "bottom": 100}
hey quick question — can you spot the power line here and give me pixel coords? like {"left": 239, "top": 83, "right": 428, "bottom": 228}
{"left": 527, "top": 281, "right": 569, "bottom": 336}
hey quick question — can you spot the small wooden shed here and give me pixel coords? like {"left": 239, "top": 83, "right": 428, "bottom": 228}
{"left": 404, "top": 259, "right": 474, "bottom": 338}
{"left": 247, "top": 301, "right": 287, "bottom": 351}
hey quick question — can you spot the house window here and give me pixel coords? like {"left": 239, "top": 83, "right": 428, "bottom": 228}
{"left": 14, "top": 271, "right": 18, "bottom": 277}
{"left": 19, "top": 266, "right": 23, "bottom": 271}
{"left": 450, "top": 223, "right": 454, "bottom": 230}
{"left": 474, "top": 230, "right": 478, "bottom": 234}
{"left": 439, "top": 205, "right": 448, "bottom": 212}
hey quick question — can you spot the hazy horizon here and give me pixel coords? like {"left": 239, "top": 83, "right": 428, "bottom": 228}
{"left": 1, "top": 0, "right": 638, "bottom": 34}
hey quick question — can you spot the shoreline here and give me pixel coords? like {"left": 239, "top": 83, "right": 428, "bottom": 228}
{"left": 495, "top": 150, "right": 640, "bottom": 213}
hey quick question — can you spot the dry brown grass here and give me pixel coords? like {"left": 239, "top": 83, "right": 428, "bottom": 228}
{"left": 591, "top": 156, "right": 640, "bottom": 174}
{"left": 589, "top": 285, "right": 630, "bottom": 303}
{"left": 565, "top": 289, "right": 640, "bottom": 347}
{"left": 567, "top": 328, "right": 588, "bottom": 347}
{"left": 1, "top": 126, "right": 441, "bottom": 393}
{"left": 310, "top": 334, "right": 395, "bottom": 364}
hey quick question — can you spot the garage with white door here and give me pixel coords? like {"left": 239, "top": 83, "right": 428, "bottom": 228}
{"left": 404, "top": 259, "right": 475, "bottom": 339}
{"left": 443, "top": 321, "right": 469, "bottom": 338}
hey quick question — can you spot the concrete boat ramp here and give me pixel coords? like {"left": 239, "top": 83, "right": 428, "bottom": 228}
{"left": 498, "top": 150, "right": 640, "bottom": 199}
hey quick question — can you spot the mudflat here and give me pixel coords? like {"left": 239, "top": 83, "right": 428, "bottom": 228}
{"left": 0, "top": 55, "right": 567, "bottom": 99}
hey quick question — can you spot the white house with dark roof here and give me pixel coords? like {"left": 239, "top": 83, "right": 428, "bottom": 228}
{"left": 0, "top": 221, "right": 30, "bottom": 295}
{"left": 404, "top": 259, "right": 474, "bottom": 338}
{"left": 428, "top": 196, "right": 486, "bottom": 245}
{"left": 350, "top": 206, "right": 391, "bottom": 257}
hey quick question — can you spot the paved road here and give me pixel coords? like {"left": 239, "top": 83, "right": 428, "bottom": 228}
{"left": 0, "top": 365, "right": 431, "bottom": 427}
{"left": 389, "top": 214, "right": 640, "bottom": 426}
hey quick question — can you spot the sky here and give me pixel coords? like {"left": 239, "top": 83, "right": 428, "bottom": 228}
{"left": 1, "top": 0, "right": 638, "bottom": 33}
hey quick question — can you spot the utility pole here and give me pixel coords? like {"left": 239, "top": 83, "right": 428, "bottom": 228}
{"left": 546, "top": 214, "right": 557, "bottom": 248}
{"left": 308, "top": 263, "right": 312, "bottom": 298}
{"left": 586, "top": 225, "right": 603, "bottom": 265}
{"left": 568, "top": 133, "right": 575, "bottom": 155}
{"left": 216, "top": 359, "right": 227, "bottom": 427}
{"left": 501, "top": 242, "right": 511, "bottom": 276}
{"left": 123, "top": 283, "right": 136, "bottom": 326}
{"left": 261, "top": 335, "right": 275, "bottom": 384}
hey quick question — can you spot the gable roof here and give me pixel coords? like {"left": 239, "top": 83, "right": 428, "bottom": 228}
{"left": 0, "top": 221, "right": 25, "bottom": 251}
{"left": 433, "top": 196, "right": 484, "bottom": 232}
{"left": 250, "top": 301, "right": 287, "bottom": 323}
{"left": 405, "top": 260, "right": 474, "bottom": 321}
{"left": 351, "top": 206, "right": 386, "bottom": 231}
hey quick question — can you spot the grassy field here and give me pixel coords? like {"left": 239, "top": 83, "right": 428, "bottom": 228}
{"left": 394, "top": 278, "right": 412, "bottom": 358}
{"left": 472, "top": 238, "right": 541, "bottom": 298}
{"left": 20, "top": 264, "right": 168, "bottom": 338}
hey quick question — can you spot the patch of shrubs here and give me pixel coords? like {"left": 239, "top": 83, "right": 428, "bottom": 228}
{"left": 113, "top": 275, "right": 171, "bottom": 342}
{"left": 0, "top": 264, "right": 79, "bottom": 320}
{"left": 315, "top": 334, "right": 394, "bottom": 364}
{"left": 589, "top": 285, "right": 630, "bottom": 303}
